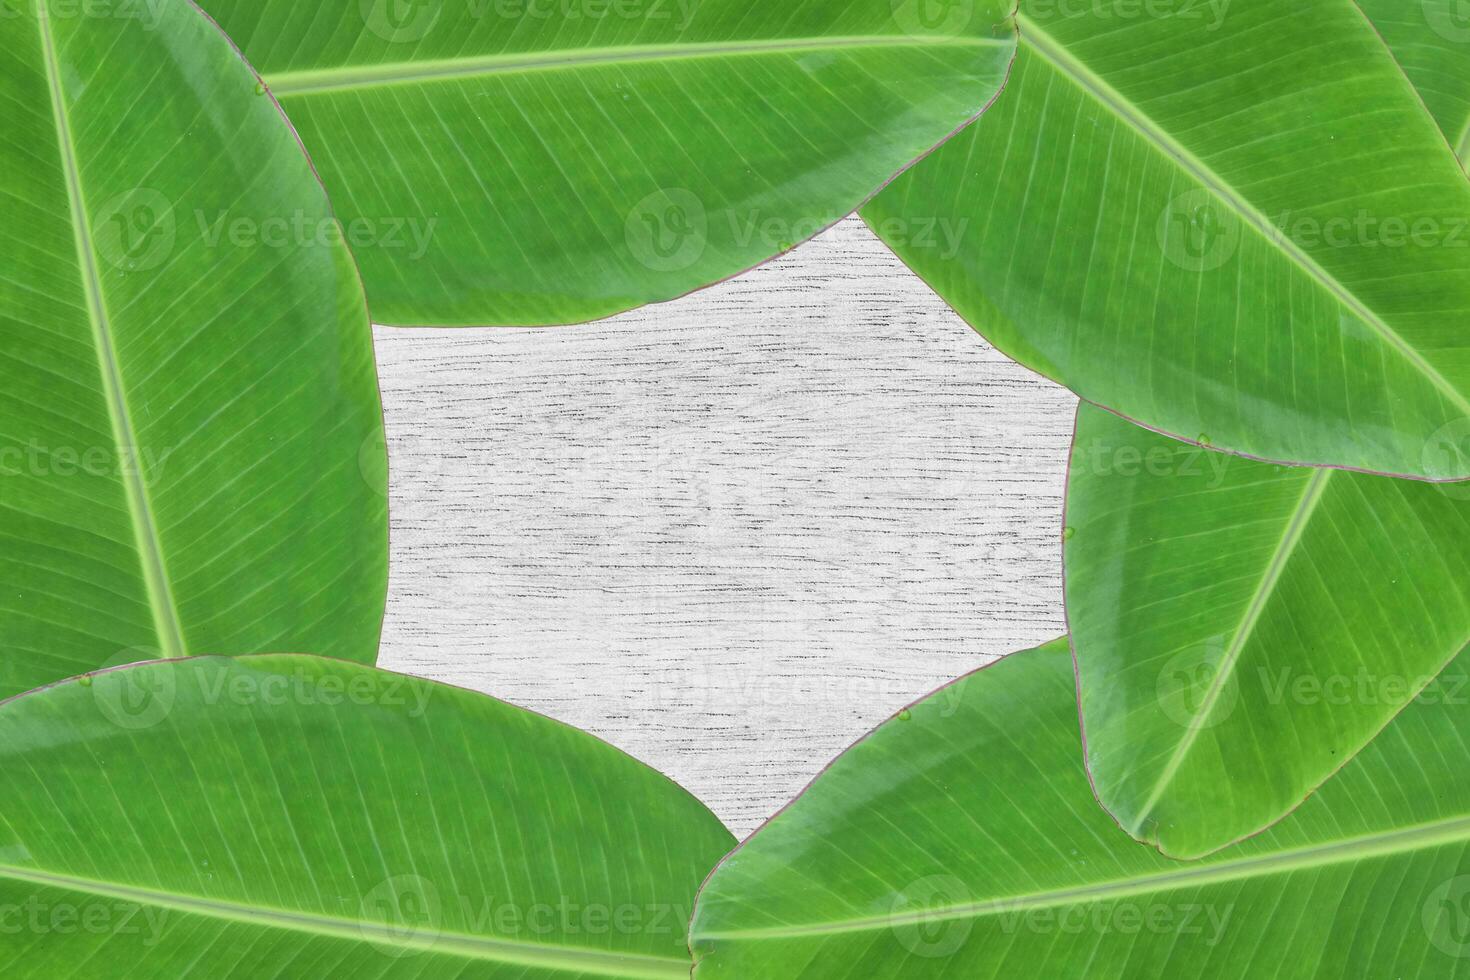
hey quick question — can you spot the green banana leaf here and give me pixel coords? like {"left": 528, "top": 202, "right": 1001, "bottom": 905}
{"left": 691, "top": 638, "right": 1470, "bottom": 977}
{"left": 1065, "top": 405, "right": 1470, "bottom": 859}
{"left": 196, "top": 0, "right": 1018, "bottom": 327}
{"left": 0, "top": 654, "right": 735, "bottom": 977}
{"left": 1360, "top": 0, "right": 1470, "bottom": 162}
{"left": 1, "top": 0, "right": 388, "bottom": 698}
{"left": 863, "top": 0, "right": 1470, "bottom": 481}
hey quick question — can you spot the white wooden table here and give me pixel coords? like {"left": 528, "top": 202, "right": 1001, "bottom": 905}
{"left": 374, "top": 216, "right": 1078, "bottom": 837}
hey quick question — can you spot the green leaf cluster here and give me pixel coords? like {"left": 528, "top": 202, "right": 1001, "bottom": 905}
{"left": 3, "top": 0, "right": 1468, "bottom": 975}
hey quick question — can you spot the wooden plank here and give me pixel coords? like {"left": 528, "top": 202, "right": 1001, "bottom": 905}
{"left": 374, "top": 217, "right": 1077, "bottom": 836}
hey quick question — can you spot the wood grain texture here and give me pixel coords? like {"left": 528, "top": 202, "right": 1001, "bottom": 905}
{"left": 373, "top": 217, "right": 1077, "bottom": 837}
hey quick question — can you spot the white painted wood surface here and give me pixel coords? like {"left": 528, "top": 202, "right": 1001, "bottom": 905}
{"left": 373, "top": 216, "right": 1078, "bottom": 838}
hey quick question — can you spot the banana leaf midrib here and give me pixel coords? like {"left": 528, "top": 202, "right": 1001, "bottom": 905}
{"left": 34, "top": 5, "right": 185, "bottom": 659}
{"left": 1125, "top": 467, "right": 1334, "bottom": 836}
{"left": 264, "top": 34, "right": 1011, "bottom": 97}
{"left": 0, "top": 862, "right": 692, "bottom": 979}
{"left": 697, "top": 811, "right": 1470, "bottom": 941}
{"left": 1014, "top": 11, "right": 1470, "bottom": 418}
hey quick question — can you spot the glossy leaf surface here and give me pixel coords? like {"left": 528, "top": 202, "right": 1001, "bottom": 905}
{"left": 1, "top": 0, "right": 387, "bottom": 698}
{"left": 199, "top": 0, "right": 1017, "bottom": 326}
{"left": 1360, "top": 0, "right": 1470, "bottom": 162}
{"left": 692, "top": 639, "right": 1470, "bottom": 977}
{"left": 864, "top": 0, "right": 1470, "bottom": 479}
{"left": 0, "top": 655, "right": 734, "bottom": 977}
{"left": 1066, "top": 405, "right": 1470, "bottom": 858}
